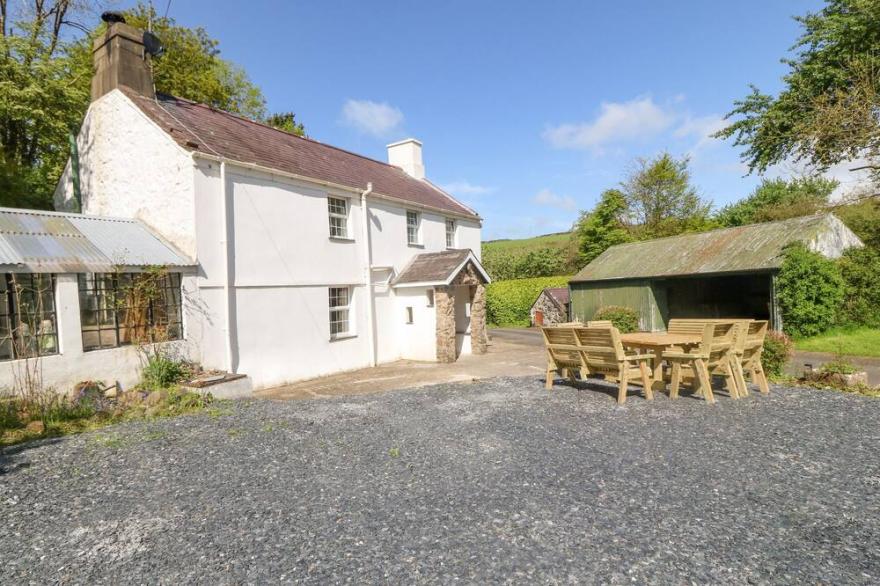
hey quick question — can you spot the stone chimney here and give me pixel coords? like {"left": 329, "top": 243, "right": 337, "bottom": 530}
{"left": 91, "top": 20, "right": 155, "bottom": 101}
{"left": 387, "top": 139, "right": 425, "bottom": 180}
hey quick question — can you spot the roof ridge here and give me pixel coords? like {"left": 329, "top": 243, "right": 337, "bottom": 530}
{"left": 0, "top": 206, "right": 141, "bottom": 223}
{"left": 154, "top": 93, "right": 420, "bottom": 176}
{"left": 609, "top": 213, "right": 830, "bottom": 250}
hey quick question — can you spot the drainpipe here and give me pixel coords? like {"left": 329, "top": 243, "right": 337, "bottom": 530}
{"left": 360, "top": 182, "right": 376, "bottom": 367}
{"left": 68, "top": 131, "right": 82, "bottom": 212}
{"left": 220, "top": 161, "right": 235, "bottom": 373}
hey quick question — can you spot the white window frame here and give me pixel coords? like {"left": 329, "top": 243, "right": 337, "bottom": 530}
{"left": 445, "top": 218, "right": 457, "bottom": 248}
{"left": 329, "top": 286, "right": 354, "bottom": 339}
{"left": 406, "top": 210, "right": 421, "bottom": 246}
{"left": 327, "top": 196, "right": 350, "bottom": 239}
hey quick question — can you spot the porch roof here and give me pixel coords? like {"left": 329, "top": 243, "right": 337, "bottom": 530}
{"left": 392, "top": 249, "right": 490, "bottom": 288}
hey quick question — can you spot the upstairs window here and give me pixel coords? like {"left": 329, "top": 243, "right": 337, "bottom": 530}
{"left": 79, "top": 272, "right": 183, "bottom": 352}
{"left": 327, "top": 196, "right": 349, "bottom": 239}
{"left": 0, "top": 274, "right": 58, "bottom": 361}
{"left": 406, "top": 211, "right": 421, "bottom": 245}
{"left": 445, "top": 218, "right": 457, "bottom": 248}
{"left": 329, "top": 286, "right": 352, "bottom": 338}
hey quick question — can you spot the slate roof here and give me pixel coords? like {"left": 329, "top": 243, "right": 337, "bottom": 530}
{"left": 542, "top": 287, "right": 570, "bottom": 309}
{"left": 571, "top": 214, "right": 862, "bottom": 283}
{"left": 392, "top": 249, "right": 490, "bottom": 287}
{"left": 120, "top": 88, "right": 478, "bottom": 219}
{"left": 0, "top": 208, "right": 195, "bottom": 273}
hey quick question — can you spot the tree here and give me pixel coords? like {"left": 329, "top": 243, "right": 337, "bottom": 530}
{"left": 68, "top": 3, "right": 268, "bottom": 120}
{"left": 833, "top": 196, "right": 880, "bottom": 249}
{"left": 715, "top": 177, "right": 838, "bottom": 227}
{"left": 0, "top": 0, "right": 92, "bottom": 209}
{"left": 574, "top": 189, "right": 632, "bottom": 265}
{"left": 716, "top": 0, "right": 880, "bottom": 184}
{"left": 620, "top": 153, "right": 712, "bottom": 238}
{"left": 776, "top": 243, "right": 845, "bottom": 337}
{"left": 1, "top": 1, "right": 307, "bottom": 210}
{"left": 264, "top": 111, "right": 306, "bottom": 137}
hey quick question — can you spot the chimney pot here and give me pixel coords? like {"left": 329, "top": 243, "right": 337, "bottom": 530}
{"left": 387, "top": 139, "right": 425, "bottom": 180}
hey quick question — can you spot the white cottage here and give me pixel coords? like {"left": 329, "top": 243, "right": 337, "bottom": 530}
{"left": 0, "top": 20, "right": 489, "bottom": 394}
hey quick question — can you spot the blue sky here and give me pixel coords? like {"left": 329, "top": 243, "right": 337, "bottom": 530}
{"left": 123, "top": 0, "right": 837, "bottom": 239}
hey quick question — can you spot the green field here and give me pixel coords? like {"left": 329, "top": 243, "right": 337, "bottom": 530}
{"left": 795, "top": 327, "right": 880, "bottom": 358}
{"left": 482, "top": 232, "right": 572, "bottom": 255}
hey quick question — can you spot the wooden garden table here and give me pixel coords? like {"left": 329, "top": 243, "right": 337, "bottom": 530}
{"left": 619, "top": 332, "right": 702, "bottom": 391}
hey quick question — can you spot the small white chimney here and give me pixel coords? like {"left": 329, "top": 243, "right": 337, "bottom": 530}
{"left": 387, "top": 138, "right": 425, "bottom": 180}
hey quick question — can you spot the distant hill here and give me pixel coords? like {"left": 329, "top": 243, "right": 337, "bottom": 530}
{"left": 481, "top": 231, "right": 578, "bottom": 281}
{"left": 482, "top": 231, "right": 572, "bottom": 254}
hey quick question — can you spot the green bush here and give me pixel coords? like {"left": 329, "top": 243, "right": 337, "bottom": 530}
{"left": 762, "top": 331, "right": 793, "bottom": 378}
{"left": 776, "top": 243, "right": 844, "bottom": 337}
{"left": 486, "top": 276, "right": 571, "bottom": 327}
{"left": 838, "top": 247, "right": 880, "bottom": 328}
{"left": 592, "top": 305, "right": 639, "bottom": 333}
{"left": 482, "top": 246, "right": 572, "bottom": 281}
{"left": 142, "top": 354, "right": 190, "bottom": 389}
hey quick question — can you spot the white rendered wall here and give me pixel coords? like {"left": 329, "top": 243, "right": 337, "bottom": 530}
{"left": 395, "top": 287, "right": 437, "bottom": 361}
{"left": 0, "top": 274, "right": 195, "bottom": 395}
{"left": 54, "top": 90, "right": 197, "bottom": 258}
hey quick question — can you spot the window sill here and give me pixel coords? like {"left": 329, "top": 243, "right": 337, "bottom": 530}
{"left": 329, "top": 236, "right": 355, "bottom": 243}
{"left": 408, "top": 242, "right": 425, "bottom": 248}
{"left": 329, "top": 333, "right": 357, "bottom": 342}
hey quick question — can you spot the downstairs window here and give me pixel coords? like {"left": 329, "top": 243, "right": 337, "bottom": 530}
{"left": 79, "top": 272, "right": 183, "bottom": 351}
{"left": 0, "top": 274, "right": 58, "bottom": 361}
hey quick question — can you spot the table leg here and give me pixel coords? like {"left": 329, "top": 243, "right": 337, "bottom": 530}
{"left": 651, "top": 349, "right": 666, "bottom": 392}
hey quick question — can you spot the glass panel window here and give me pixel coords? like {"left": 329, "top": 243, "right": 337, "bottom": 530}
{"left": 328, "top": 196, "right": 349, "bottom": 239}
{"left": 445, "top": 218, "right": 456, "bottom": 248}
{"left": 0, "top": 273, "right": 59, "bottom": 362}
{"left": 426, "top": 289, "right": 434, "bottom": 307}
{"left": 406, "top": 211, "right": 420, "bottom": 245}
{"left": 329, "top": 286, "right": 352, "bottom": 338}
{"left": 79, "top": 272, "right": 184, "bottom": 352}
{"left": 405, "top": 307, "right": 414, "bottom": 324}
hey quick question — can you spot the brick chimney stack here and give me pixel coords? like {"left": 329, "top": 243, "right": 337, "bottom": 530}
{"left": 91, "top": 20, "right": 155, "bottom": 101}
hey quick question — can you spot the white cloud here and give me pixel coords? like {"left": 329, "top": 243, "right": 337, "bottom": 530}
{"left": 543, "top": 97, "right": 674, "bottom": 151}
{"left": 439, "top": 180, "right": 496, "bottom": 196}
{"left": 341, "top": 99, "right": 404, "bottom": 137}
{"left": 532, "top": 188, "right": 576, "bottom": 211}
{"left": 674, "top": 114, "right": 727, "bottom": 154}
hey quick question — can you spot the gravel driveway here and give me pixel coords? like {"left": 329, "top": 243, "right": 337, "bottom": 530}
{"left": 2, "top": 378, "right": 879, "bottom": 584}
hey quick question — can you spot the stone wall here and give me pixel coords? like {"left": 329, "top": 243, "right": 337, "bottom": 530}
{"left": 435, "top": 286, "right": 457, "bottom": 363}
{"left": 470, "top": 284, "right": 487, "bottom": 354}
{"left": 530, "top": 293, "right": 566, "bottom": 326}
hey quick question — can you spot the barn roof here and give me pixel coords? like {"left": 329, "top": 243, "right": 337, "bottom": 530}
{"left": 392, "top": 249, "right": 490, "bottom": 287}
{"left": 0, "top": 208, "right": 195, "bottom": 273}
{"left": 570, "top": 214, "right": 862, "bottom": 283}
{"left": 120, "top": 88, "right": 478, "bottom": 219}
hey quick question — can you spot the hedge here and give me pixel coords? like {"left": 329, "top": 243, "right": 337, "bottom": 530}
{"left": 486, "top": 276, "right": 571, "bottom": 327}
{"left": 776, "top": 243, "right": 844, "bottom": 338}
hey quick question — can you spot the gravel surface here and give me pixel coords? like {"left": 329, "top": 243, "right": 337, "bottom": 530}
{"left": 2, "top": 377, "right": 879, "bottom": 584}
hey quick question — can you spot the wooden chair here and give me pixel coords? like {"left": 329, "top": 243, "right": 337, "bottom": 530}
{"left": 664, "top": 322, "right": 739, "bottom": 404}
{"left": 540, "top": 326, "right": 583, "bottom": 389}
{"left": 573, "top": 326, "right": 654, "bottom": 404}
{"left": 668, "top": 318, "right": 751, "bottom": 399}
{"left": 735, "top": 320, "right": 770, "bottom": 395}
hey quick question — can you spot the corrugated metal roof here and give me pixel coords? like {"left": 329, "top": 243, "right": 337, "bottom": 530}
{"left": 0, "top": 208, "right": 195, "bottom": 273}
{"left": 571, "top": 214, "right": 861, "bottom": 283}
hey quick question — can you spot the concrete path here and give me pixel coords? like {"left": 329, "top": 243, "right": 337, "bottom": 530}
{"left": 257, "top": 333, "right": 544, "bottom": 400}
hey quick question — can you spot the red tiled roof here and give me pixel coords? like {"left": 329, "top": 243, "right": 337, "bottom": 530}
{"left": 120, "top": 88, "right": 478, "bottom": 219}
{"left": 544, "top": 287, "right": 570, "bottom": 308}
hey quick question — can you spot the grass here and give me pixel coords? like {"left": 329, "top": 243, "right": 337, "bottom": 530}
{"left": 482, "top": 232, "right": 571, "bottom": 254}
{"left": 795, "top": 327, "right": 880, "bottom": 358}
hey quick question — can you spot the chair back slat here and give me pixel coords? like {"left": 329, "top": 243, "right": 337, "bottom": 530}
{"left": 573, "top": 326, "right": 625, "bottom": 368}
{"left": 586, "top": 320, "right": 613, "bottom": 328}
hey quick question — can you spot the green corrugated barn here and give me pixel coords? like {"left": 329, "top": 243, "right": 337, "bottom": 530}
{"left": 569, "top": 214, "right": 862, "bottom": 331}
